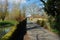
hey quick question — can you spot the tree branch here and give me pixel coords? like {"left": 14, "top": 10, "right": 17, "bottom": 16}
{"left": 40, "top": 0, "right": 46, "bottom": 5}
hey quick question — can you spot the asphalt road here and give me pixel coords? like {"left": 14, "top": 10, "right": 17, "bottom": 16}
{"left": 27, "top": 23, "right": 60, "bottom": 40}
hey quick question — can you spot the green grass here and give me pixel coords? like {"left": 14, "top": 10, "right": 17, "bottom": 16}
{"left": 51, "top": 29, "right": 59, "bottom": 34}
{"left": 0, "top": 20, "right": 18, "bottom": 24}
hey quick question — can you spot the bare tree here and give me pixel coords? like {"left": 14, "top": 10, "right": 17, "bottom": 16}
{"left": 26, "top": 3, "right": 40, "bottom": 16}
{"left": 0, "top": 0, "right": 8, "bottom": 21}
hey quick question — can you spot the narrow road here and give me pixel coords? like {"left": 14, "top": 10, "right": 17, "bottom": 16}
{"left": 27, "top": 23, "right": 60, "bottom": 40}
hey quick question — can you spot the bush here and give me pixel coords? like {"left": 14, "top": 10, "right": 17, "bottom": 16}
{"left": 37, "top": 20, "right": 40, "bottom": 25}
{"left": 48, "top": 16, "right": 60, "bottom": 34}
{"left": 0, "top": 22, "right": 14, "bottom": 28}
{"left": 37, "top": 20, "right": 45, "bottom": 27}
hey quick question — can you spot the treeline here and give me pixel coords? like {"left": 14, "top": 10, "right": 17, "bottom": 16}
{"left": 0, "top": 0, "right": 26, "bottom": 22}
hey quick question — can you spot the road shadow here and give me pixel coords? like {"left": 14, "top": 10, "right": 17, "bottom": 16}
{"left": 8, "top": 18, "right": 27, "bottom": 40}
{"left": 27, "top": 26, "right": 40, "bottom": 30}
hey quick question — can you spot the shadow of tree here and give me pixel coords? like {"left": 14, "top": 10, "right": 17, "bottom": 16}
{"left": 27, "top": 24, "right": 41, "bottom": 30}
{"left": 27, "top": 26, "right": 39, "bottom": 30}
{"left": 8, "top": 18, "right": 27, "bottom": 40}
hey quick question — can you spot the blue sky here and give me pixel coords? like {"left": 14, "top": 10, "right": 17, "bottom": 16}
{"left": 8, "top": 0, "right": 44, "bottom": 8}
{"left": 8, "top": 0, "right": 44, "bottom": 17}
{"left": 4, "top": 0, "right": 44, "bottom": 13}
{"left": 1, "top": 0, "right": 44, "bottom": 17}
{"left": 25, "top": 0, "right": 44, "bottom": 7}
{"left": 19, "top": 0, "right": 44, "bottom": 10}
{"left": 1, "top": 0, "right": 44, "bottom": 9}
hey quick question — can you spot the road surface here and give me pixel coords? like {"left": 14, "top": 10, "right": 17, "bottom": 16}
{"left": 27, "top": 23, "right": 60, "bottom": 40}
